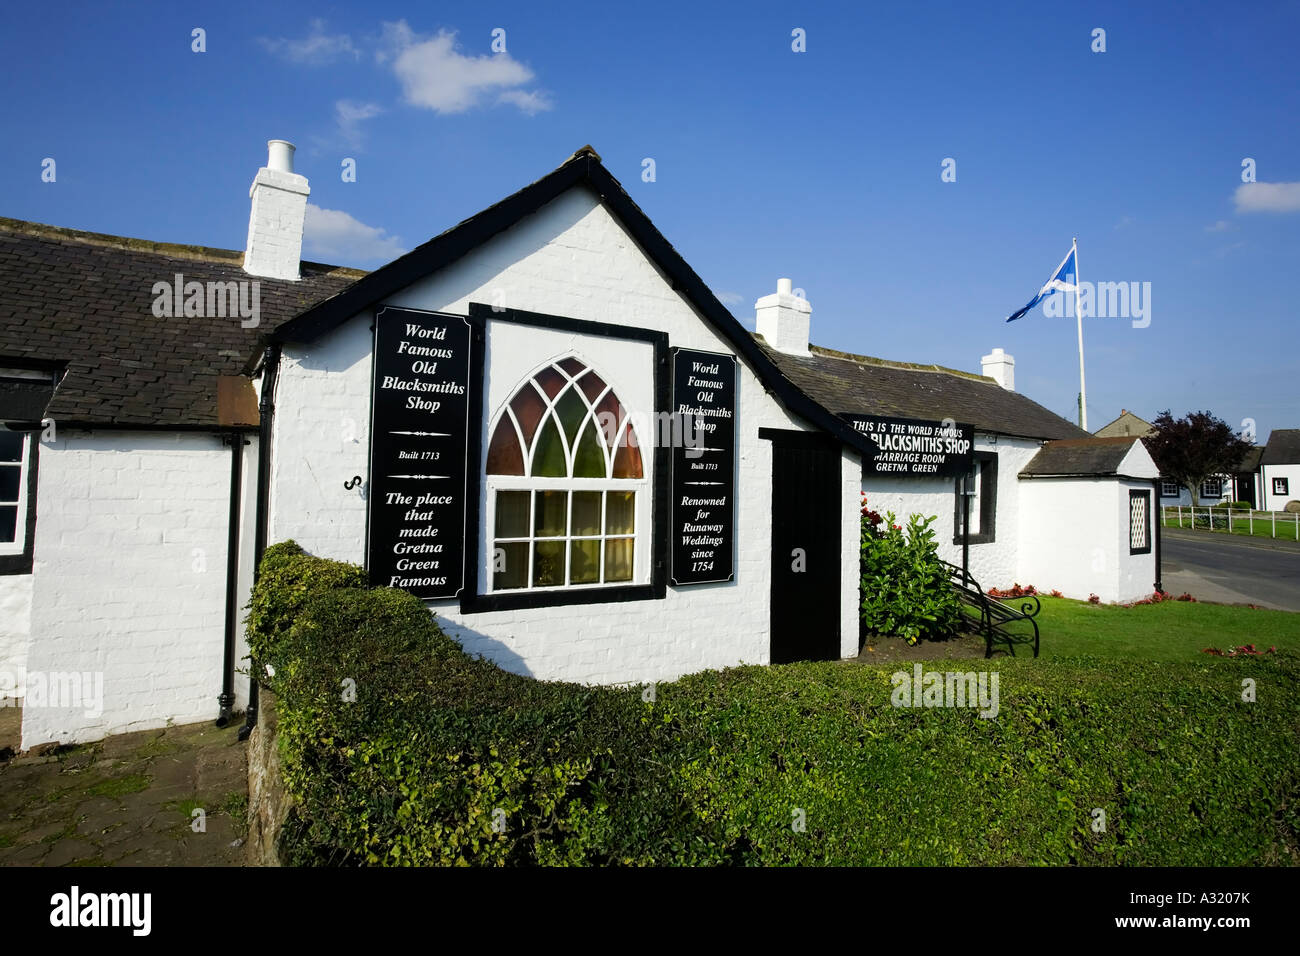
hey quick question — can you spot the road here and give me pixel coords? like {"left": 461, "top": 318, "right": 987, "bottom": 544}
{"left": 1161, "top": 528, "right": 1300, "bottom": 612}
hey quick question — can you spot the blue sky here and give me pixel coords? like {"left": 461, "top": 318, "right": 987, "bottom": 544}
{"left": 2, "top": 1, "right": 1297, "bottom": 438}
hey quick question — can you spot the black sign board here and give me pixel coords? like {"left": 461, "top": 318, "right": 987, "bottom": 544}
{"left": 841, "top": 414, "right": 974, "bottom": 478}
{"left": 670, "top": 348, "right": 737, "bottom": 585}
{"left": 366, "top": 307, "right": 471, "bottom": 599}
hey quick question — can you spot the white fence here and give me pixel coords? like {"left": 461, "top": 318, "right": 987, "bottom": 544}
{"left": 1162, "top": 505, "right": 1300, "bottom": 540}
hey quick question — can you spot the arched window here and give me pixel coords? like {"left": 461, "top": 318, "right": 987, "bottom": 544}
{"left": 486, "top": 356, "right": 645, "bottom": 591}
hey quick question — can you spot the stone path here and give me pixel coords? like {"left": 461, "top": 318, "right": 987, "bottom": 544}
{"left": 0, "top": 719, "right": 247, "bottom": 866}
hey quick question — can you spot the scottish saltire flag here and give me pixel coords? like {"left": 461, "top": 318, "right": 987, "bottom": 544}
{"left": 1006, "top": 245, "right": 1077, "bottom": 322}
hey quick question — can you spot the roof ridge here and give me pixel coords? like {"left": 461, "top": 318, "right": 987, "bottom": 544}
{"left": 806, "top": 342, "right": 991, "bottom": 383}
{"left": 0, "top": 215, "right": 366, "bottom": 277}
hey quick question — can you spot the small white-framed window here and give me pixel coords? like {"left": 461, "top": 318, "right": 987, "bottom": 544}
{"left": 483, "top": 357, "right": 648, "bottom": 592}
{"left": 0, "top": 429, "right": 30, "bottom": 556}
{"left": 1160, "top": 479, "right": 1179, "bottom": 498}
{"left": 1274, "top": 477, "right": 1289, "bottom": 496}
{"left": 1201, "top": 477, "right": 1223, "bottom": 498}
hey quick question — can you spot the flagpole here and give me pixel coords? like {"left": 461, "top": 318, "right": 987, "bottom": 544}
{"left": 1073, "top": 236, "right": 1088, "bottom": 431}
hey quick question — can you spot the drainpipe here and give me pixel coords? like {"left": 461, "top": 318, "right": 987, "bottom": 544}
{"left": 216, "top": 432, "right": 246, "bottom": 726}
{"left": 1152, "top": 477, "right": 1163, "bottom": 594}
{"left": 239, "top": 343, "right": 281, "bottom": 743}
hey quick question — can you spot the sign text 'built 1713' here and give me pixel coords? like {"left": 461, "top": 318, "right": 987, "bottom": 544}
{"left": 670, "top": 348, "right": 737, "bottom": 585}
{"left": 367, "top": 307, "right": 471, "bottom": 599}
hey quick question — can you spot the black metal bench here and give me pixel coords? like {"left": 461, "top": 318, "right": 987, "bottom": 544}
{"left": 942, "top": 561, "right": 1041, "bottom": 658}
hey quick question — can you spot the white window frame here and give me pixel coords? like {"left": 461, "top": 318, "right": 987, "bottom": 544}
{"left": 1200, "top": 477, "right": 1223, "bottom": 498}
{"left": 0, "top": 430, "right": 30, "bottom": 557}
{"left": 482, "top": 359, "right": 652, "bottom": 594}
{"left": 1160, "top": 479, "right": 1179, "bottom": 498}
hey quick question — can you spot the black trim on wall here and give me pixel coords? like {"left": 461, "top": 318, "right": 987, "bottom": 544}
{"left": 953, "top": 450, "right": 997, "bottom": 545}
{"left": 1151, "top": 479, "right": 1162, "bottom": 592}
{"left": 457, "top": 303, "right": 669, "bottom": 613}
{"left": 0, "top": 431, "right": 38, "bottom": 576}
{"left": 1130, "top": 488, "right": 1153, "bottom": 555}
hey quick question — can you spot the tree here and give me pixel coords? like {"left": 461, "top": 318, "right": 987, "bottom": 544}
{"left": 1142, "top": 410, "right": 1252, "bottom": 506}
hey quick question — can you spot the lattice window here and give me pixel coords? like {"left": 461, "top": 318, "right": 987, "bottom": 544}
{"left": 1129, "top": 490, "right": 1151, "bottom": 554}
{"left": 486, "top": 357, "right": 645, "bottom": 591}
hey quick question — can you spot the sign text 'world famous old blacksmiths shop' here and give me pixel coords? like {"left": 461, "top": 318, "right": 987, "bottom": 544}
{"left": 841, "top": 414, "right": 974, "bottom": 478}
{"left": 670, "top": 348, "right": 737, "bottom": 585}
{"left": 367, "top": 307, "right": 471, "bottom": 599}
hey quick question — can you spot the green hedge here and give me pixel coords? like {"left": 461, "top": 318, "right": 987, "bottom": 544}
{"left": 251, "top": 543, "right": 1300, "bottom": 865}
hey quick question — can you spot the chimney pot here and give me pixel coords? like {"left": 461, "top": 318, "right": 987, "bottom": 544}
{"left": 267, "top": 139, "right": 296, "bottom": 174}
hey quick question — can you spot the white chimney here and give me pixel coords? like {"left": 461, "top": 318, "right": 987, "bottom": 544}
{"left": 755, "top": 278, "right": 812, "bottom": 355}
{"left": 243, "top": 139, "right": 310, "bottom": 281}
{"left": 981, "top": 347, "right": 1015, "bottom": 390}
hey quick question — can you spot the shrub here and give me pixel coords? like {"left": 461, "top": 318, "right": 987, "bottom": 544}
{"left": 244, "top": 540, "right": 366, "bottom": 678}
{"left": 859, "top": 507, "right": 961, "bottom": 645}
{"left": 250, "top": 547, "right": 732, "bottom": 866}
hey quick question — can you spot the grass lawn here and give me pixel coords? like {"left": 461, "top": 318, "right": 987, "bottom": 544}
{"left": 1033, "top": 595, "right": 1299, "bottom": 660}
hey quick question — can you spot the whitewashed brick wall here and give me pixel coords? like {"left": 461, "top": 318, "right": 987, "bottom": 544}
{"left": 271, "top": 187, "right": 862, "bottom": 684}
{"left": 22, "top": 431, "right": 250, "bottom": 748}
{"left": 860, "top": 435, "right": 1039, "bottom": 588}
{"left": 0, "top": 573, "right": 32, "bottom": 698}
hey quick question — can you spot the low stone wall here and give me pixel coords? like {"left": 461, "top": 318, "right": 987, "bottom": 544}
{"left": 245, "top": 687, "right": 290, "bottom": 866}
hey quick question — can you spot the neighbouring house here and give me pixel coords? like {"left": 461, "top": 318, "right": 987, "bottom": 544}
{"left": 1, "top": 141, "right": 1162, "bottom": 750}
{"left": 1260, "top": 429, "right": 1300, "bottom": 512}
{"left": 1094, "top": 409, "right": 1154, "bottom": 439}
{"left": 1095, "top": 408, "right": 1260, "bottom": 508}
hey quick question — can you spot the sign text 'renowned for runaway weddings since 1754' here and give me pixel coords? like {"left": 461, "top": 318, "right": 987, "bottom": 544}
{"left": 671, "top": 348, "right": 736, "bottom": 585}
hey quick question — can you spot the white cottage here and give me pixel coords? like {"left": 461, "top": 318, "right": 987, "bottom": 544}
{"left": 1, "top": 142, "right": 1162, "bottom": 749}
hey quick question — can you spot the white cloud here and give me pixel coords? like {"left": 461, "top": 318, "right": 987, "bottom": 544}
{"left": 335, "top": 99, "right": 384, "bottom": 148}
{"left": 377, "top": 21, "right": 552, "bottom": 114}
{"left": 1234, "top": 181, "right": 1300, "bottom": 213}
{"left": 713, "top": 290, "right": 744, "bottom": 306}
{"left": 496, "top": 88, "right": 554, "bottom": 115}
{"left": 259, "top": 19, "right": 360, "bottom": 65}
{"left": 1204, "top": 220, "right": 1235, "bottom": 233}
{"left": 303, "top": 204, "right": 406, "bottom": 264}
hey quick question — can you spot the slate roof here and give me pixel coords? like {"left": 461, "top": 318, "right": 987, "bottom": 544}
{"left": 1238, "top": 445, "right": 1264, "bottom": 472}
{"left": 1019, "top": 436, "right": 1143, "bottom": 477}
{"left": 0, "top": 218, "right": 363, "bottom": 427}
{"left": 1261, "top": 429, "right": 1300, "bottom": 466}
{"left": 759, "top": 342, "right": 1090, "bottom": 441}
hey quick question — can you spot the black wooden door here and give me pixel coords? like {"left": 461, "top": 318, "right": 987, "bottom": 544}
{"left": 1237, "top": 473, "right": 1256, "bottom": 509}
{"left": 767, "top": 431, "right": 842, "bottom": 664}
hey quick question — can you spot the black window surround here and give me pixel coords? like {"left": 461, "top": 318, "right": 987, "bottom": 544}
{"left": 1274, "top": 477, "right": 1289, "bottom": 496}
{"left": 1159, "top": 479, "right": 1179, "bottom": 498}
{"left": 953, "top": 451, "right": 997, "bottom": 545}
{"left": 1129, "top": 489, "right": 1152, "bottom": 555}
{"left": 1200, "top": 478, "right": 1223, "bottom": 498}
{"left": 0, "top": 430, "right": 38, "bottom": 575}
{"left": 458, "top": 303, "right": 670, "bottom": 613}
